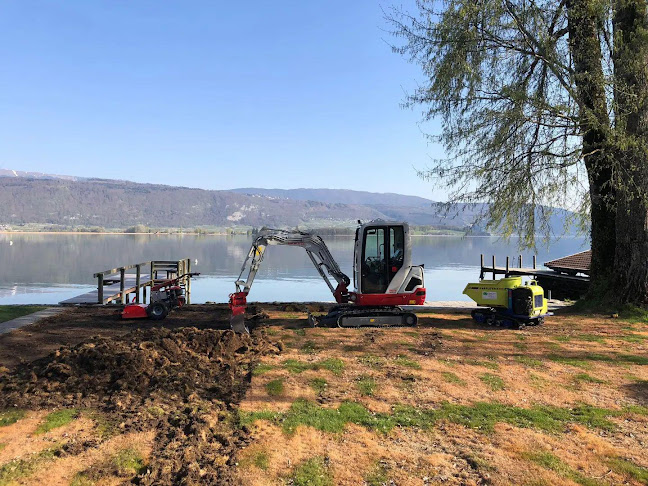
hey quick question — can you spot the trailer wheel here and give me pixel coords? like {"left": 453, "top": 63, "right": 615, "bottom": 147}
{"left": 147, "top": 301, "right": 169, "bottom": 320}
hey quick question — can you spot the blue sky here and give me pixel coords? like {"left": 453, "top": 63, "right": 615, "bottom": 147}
{"left": 0, "top": 1, "right": 446, "bottom": 199}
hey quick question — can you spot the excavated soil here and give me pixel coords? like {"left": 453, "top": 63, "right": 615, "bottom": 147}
{"left": 0, "top": 327, "right": 281, "bottom": 485}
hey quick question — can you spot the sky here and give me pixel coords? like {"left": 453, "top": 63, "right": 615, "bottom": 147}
{"left": 0, "top": 1, "right": 447, "bottom": 199}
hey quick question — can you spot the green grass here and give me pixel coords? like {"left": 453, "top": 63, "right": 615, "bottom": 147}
{"left": 514, "top": 355, "right": 544, "bottom": 368}
{"left": 393, "top": 355, "right": 421, "bottom": 369}
{"left": 441, "top": 372, "right": 466, "bottom": 385}
{"left": 253, "top": 452, "right": 270, "bottom": 470}
{"left": 480, "top": 373, "right": 505, "bottom": 391}
{"left": 283, "top": 359, "right": 313, "bottom": 374}
{"left": 465, "top": 359, "right": 499, "bottom": 370}
{"left": 310, "top": 378, "right": 328, "bottom": 395}
{"left": 113, "top": 448, "right": 146, "bottom": 476}
{"left": 283, "top": 358, "right": 345, "bottom": 376}
{"left": 439, "top": 358, "right": 458, "bottom": 367}
{"left": 301, "top": 340, "right": 318, "bottom": 354}
{"left": 575, "top": 334, "right": 606, "bottom": 343}
{"left": 514, "top": 342, "right": 528, "bottom": 351}
{"left": 265, "top": 379, "right": 285, "bottom": 397}
{"left": 240, "top": 399, "right": 624, "bottom": 436}
{"left": 544, "top": 342, "right": 564, "bottom": 351}
{"left": 290, "top": 457, "right": 333, "bottom": 486}
{"left": 0, "top": 409, "right": 26, "bottom": 427}
{"left": 553, "top": 335, "right": 571, "bottom": 342}
{"left": 618, "top": 305, "right": 648, "bottom": 324}
{"left": 618, "top": 333, "right": 648, "bottom": 343}
{"left": 364, "top": 462, "right": 389, "bottom": 486}
{"left": 357, "top": 354, "right": 384, "bottom": 368}
{"left": 528, "top": 373, "right": 547, "bottom": 389}
{"left": 241, "top": 450, "right": 270, "bottom": 470}
{"left": 85, "top": 410, "right": 118, "bottom": 439}
{"left": 549, "top": 352, "right": 648, "bottom": 368}
{"left": 356, "top": 375, "right": 376, "bottom": 396}
{"left": 573, "top": 373, "right": 606, "bottom": 384}
{"left": 253, "top": 363, "right": 276, "bottom": 376}
{"left": 293, "top": 328, "right": 306, "bottom": 336}
{"left": 318, "top": 358, "right": 345, "bottom": 375}
{"left": 607, "top": 457, "right": 648, "bottom": 483}
{"left": 622, "top": 404, "right": 648, "bottom": 416}
{"left": 522, "top": 450, "right": 601, "bottom": 486}
{"left": 621, "top": 354, "right": 648, "bottom": 365}
{"left": 0, "top": 305, "right": 47, "bottom": 324}
{"left": 0, "top": 444, "right": 5, "bottom": 452}
{"left": 342, "top": 344, "right": 364, "bottom": 352}
{"left": 548, "top": 355, "right": 593, "bottom": 369}
{"left": 34, "top": 409, "right": 78, "bottom": 435}
{"left": 0, "top": 446, "right": 60, "bottom": 485}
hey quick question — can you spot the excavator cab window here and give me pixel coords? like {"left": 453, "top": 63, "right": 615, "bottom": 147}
{"left": 362, "top": 227, "right": 387, "bottom": 293}
{"left": 389, "top": 226, "right": 404, "bottom": 280}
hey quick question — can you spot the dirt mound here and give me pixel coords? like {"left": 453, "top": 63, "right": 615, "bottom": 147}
{"left": 0, "top": 327, "right": 281, "bottom": 485}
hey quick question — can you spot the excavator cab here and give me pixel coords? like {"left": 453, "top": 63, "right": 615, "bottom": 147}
{"left": 357, "top": 223, "right": 406, "bottom": 294}
{"left": 352, "top": 221, "right": 426, "bottom": 306}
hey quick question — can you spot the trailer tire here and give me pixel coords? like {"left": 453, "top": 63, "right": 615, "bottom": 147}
{"left": 147, "top": 301, "right": 169, "bottom": 320}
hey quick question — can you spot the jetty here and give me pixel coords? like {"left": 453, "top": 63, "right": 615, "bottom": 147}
{"left": 479, "top": 252, "right": 590, "bottom": 299}
{"left": 60, "top": 259, "right": 193, "bottom": 305}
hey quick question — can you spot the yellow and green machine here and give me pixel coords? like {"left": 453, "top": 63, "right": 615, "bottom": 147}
{"left": 463, "top": 276, "right": 550, "bottom": 328}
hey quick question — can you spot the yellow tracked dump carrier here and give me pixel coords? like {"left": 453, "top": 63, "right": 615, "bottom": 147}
{"left": 463, "top": 276, "right": 550, "bottom": 329}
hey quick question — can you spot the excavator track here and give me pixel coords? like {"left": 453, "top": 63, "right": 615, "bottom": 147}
{"left": 312, "top": 305, "right": 417, "bottom": 328}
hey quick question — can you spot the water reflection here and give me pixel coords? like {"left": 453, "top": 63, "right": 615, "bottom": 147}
{"left": 0, "top": 234, "right": 587, "bottom": 304}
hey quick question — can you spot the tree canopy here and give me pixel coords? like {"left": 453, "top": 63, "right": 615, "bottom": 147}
{"left": 389, "top": 0, "right": 648, "bottom": 304}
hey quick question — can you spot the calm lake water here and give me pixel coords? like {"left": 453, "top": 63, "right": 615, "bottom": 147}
{"left": 0, "top": 233, "right": 588, "bottom": 305}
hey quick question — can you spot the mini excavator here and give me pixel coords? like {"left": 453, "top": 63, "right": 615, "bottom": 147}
{"left": 229, "top": 220, "right": 426, "bottom": 333}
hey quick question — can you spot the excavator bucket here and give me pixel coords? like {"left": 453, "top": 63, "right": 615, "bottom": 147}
{"left": 229, "top": 291, "right": 249, "bottom": 334}
{"left": 230, "top": 313, "right": 249, "bottom": 334}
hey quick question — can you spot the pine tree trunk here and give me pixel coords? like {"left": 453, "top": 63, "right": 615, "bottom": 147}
{"left": 612, "top": 0, "right": 648, "bottom": 305}
{"left": 566, "top": 0, "right": 616, "bottom": 290}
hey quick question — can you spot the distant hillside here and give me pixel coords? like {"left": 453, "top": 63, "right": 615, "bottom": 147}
{"left": 0, "top": 168, "right": 83, "bottom": 181}
{"left": 231, "top": 188, "right": 432, "bottom": 207}
{"left": 0, "top": 172, "right": 577, "bottom": 234}
{"left": 0, "top": 178, "right": 391, "bottom": 228}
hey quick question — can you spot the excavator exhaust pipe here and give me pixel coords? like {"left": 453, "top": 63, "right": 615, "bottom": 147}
{"left": 229, "top": 291, "right": 249, "bottom": 334}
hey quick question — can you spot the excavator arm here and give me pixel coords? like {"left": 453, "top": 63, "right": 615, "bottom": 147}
{"left": 229, "top": 229, "right": 350, "bottom": 333}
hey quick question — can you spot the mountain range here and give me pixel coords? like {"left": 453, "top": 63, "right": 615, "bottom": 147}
{"left": 0, "top": 169, "right": 570, "bottom": 233}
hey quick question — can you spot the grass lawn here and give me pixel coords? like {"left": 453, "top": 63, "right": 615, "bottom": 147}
{"left": 236, "top": 309, "right": 648, "bottom": 486}
{"left": 2, "top": 304, "right": 648, "bottom": 486}
{"left": 0, "top": 306, "right": 48, "bottom": 324}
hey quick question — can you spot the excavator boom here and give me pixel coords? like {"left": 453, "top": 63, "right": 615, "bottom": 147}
{"left": 229, "top": 228, "right": 350, "bottom": 333}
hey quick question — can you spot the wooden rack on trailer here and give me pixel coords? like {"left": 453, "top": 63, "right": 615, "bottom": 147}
{"left": 60, "top": 259, "right": 194, "bottom": 305}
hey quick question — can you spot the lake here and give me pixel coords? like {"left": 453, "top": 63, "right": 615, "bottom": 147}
{"left": 0, "top": 233, "right": 588, "bottom": 305}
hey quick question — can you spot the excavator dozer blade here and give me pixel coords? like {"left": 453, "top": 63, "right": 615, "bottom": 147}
{"left": 230, "top": 313, "right": 249, "bottom": 334}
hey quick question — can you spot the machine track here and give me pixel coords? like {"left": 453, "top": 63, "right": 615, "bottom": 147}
{"left": 471, "top": 308, "right": 544, "bottom": 329}
{"left": 311, "top": 305, "right": 417, "bottom": 328}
